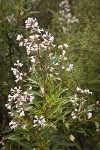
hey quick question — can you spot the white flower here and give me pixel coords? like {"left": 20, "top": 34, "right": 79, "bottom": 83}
{"left": 72, "top": 115, "right": 77, "bottom": 119}
{"left": 63, "top": 44, "right": 68, "bottom": 48}
{"left": 50, "top": 35, "right": 54, "bottom": 42}
{"left": 62, "top": 50, "right": 66, "bottom": 55}
{"left": 9, "top": 121, "right": 18, "bottom": 129}
{"left": 62, "top": 66, "right": 65, "bottom": 69}
{"left": 29, "top": 96, "right": 34, "bottom": 103}
{"left": 19, "top": 41, "right": 24, "bottom": 47}
{"left": 25, "top": 18, "right": 38, "bottom": 29}
{"left": 30, "top": 56, "right": 36, "bottom": 63}
{"left": 16, "top": 34, "right": 23, "bottom": 41}
{"left": 66, "top": 64, "right": 73, "bottom": 71}
{"left": 75, "top": 109, "right": 78, "bottom": 112}
{"left": 66, "top": 68, "right": 70, "bottom": 71}
{"left": 8, "top": 112, "right": 14, "bottom": 116}
{"left": 29, "top": 86, "right": 32, "bottom": 90}
{"left": 19, "top": 101, "right": 23, "bottom": 105}
{"left": 20, "top": 110, "right": 25, "bottom": 117}
{"left": 71, "top": 111, "right": 77, "bottom": 119}
{"left": 96, "top": 101, "right": 99, "bottom": 104}
{"left": 70, "top": 100, "right": 75, "bottom": 103}
{"left": 69, "top": 64, "right": 73, "bottom": 68}
{"left": 33, "top": 116, "right": 46, "bottom": 127}
{"left": 11, "top": 68, "right": 18, "bottom": 76}
{"left": 76, "top": 87, "right": 80, "bottom": 91}
{"left": 50, "top": 67, "right": 54, "bottom": 72}
{"left": 58, "top": 45, "right": 63, "bottom": 49}
{"left": 63, "top": 57, "right": 67, "bottom": 60}
{"left": 54, "top": 62, "right": 59, "bottom": 66}
{"left": 87, "top": 112, "right": 92, "bottom": 119}
{"left": 14, "top": 60, "right": 23, "bottom": 67}
{"left": 9, "top": 121, "right": 15, "bottom": 125}
{"left": 5, "top": 104, "right": 11, "bottom": 109}
{"left": 84, "top": 89, "right": 92, "bottom": 94}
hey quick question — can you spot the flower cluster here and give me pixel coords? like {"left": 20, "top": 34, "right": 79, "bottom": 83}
{"left": 59, "top": 0, "right": 79, "bottom": 32}
{"left": 5, "top": 83, "right": 35, "bottom": 129}
{"left": 16, "top": 18, "right": 73, "bottom": 77}
{"left": 17, "top": 17, "right": 54, "bottom": 65}
{"left": 58, "top": 43, "right": 73, "bottom": 71}
{"left": 9, "top": 120, "right": 19, "bottom": 129}
{"left": 5, "top": 17, "right": 55, "bottom": 130}
{"left": 33, "top": 116, "right": 46, "bottom": 127}
{"left": 70, "top": 87, "right": 93, "bottom": 120}
{"left": 6, "top": 17, "right": 96, "bottom": 134}
{"left": 77, "top": 87, "right": 92, "bottom": 94}
{"left": 11, "top": 60, "right": 26, "bottom": 83}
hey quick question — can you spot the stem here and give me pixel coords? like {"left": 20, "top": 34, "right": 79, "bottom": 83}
{"left": 37, "top": 44, "right": 49, "bottom": 149}
{"left": 37, "top": 44, "right": 47, "bottom": 104}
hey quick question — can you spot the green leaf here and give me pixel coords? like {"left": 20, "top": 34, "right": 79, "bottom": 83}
{"left": 24, "top": 105, "right": 33, "bottom": 111}
{"left": 5, "top": 134, "right": 21, "bottom": 141}
{"left": 54, "top": 88, "right": 68, "bottom": 100}
{"left": 94, "top": 121, "right": 99, "bottom": 130}
{"left": 65, "top": 122, "right": 69, "bottom": 130}
{"left": 16, "top": 140, "right": 32, "bottom": 149}
{"left": 73, "top": 128, "right": 87, "bottom": 136}
{"left": 53, "top": 139, "right": 81, "bottom": 149}
{"left": 47, "top": 57, "right": 59, "bottom": 68}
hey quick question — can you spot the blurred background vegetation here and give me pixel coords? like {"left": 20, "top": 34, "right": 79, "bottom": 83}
{"left": 0, "top": 0, "right": 100, "bottom": 149}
